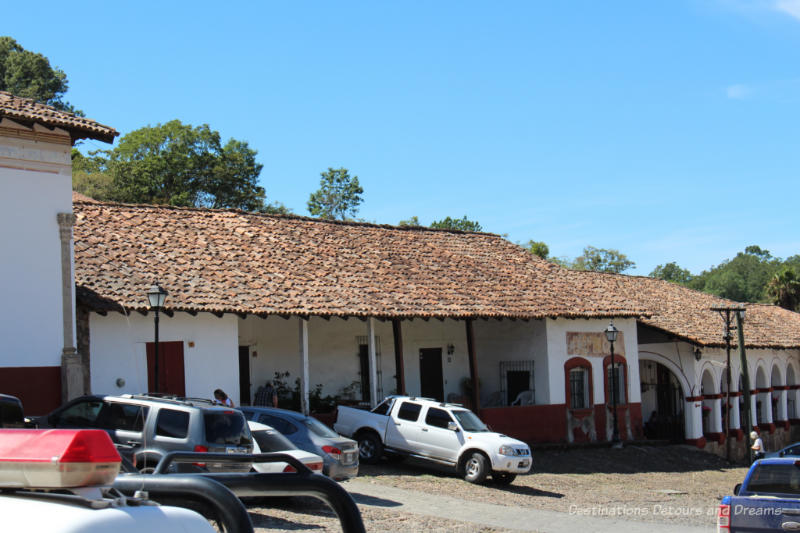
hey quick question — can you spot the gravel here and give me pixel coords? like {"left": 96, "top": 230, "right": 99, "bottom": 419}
{"left": 246, "top": 444, "right": 748, "bottom": 532}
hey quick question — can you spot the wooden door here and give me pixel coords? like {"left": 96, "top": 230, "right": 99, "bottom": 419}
{"left": 419, "top": 348, "right": 444, "bottom": 401}
{"left": 146, "top": 341, "right": 185, "bottom": 396}
{"left": 239, "top": 346, "right": 251, "bottom": 406}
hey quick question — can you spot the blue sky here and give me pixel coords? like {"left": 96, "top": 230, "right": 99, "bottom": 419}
{"left": 11, "top": 0, "right": 800, "bottom": 274}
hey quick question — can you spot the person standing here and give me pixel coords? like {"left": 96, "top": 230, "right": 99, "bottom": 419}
{"left": 214, "top": 388, "right": 234, "bottom": 407}
{"left": 751, "top": 431, "right": 764, "bottom": 462}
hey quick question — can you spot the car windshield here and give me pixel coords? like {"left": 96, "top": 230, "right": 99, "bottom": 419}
{"left": 303, "top": 417, "right": 339, "bottom": 438}
{"left": 204, "top": 412, "right": 252, "bottom": 445}
{"left": 253, "top": 429, "right": 296, "bottom": 452}
{"left": 452, "top": 410, "right": 489, "bottom": 432}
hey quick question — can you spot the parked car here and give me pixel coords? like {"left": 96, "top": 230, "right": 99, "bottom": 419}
{"left": 719, "top": 457, "right": 800, "bottom": 531}
{"left": 247, "top": 420, "right": 323, "bottom": 474}
{"left": 240, "top": 406, "right": 359, "bottom": 480}
{"left": 36, "top": 394, "right": 253, "bottom": 472}
{"left": 766, "top": 441, "right": 800, "bottom": 458}
{"left": 0, "top": 393, "right": 25, "bottom": 428}
{"left": 334, "top": 395, "right": 532, "bottom": 485}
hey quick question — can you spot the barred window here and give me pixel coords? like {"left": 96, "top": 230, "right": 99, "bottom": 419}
{"left": 607, "top": 364, "right": 626, "bottom": 404}
{"left": 569, "top": 367, "right": 589, "bottom": 409}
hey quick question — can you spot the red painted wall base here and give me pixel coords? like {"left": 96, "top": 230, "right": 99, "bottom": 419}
{"left": 0, "top": 366, "right": 61, "bottom": 415}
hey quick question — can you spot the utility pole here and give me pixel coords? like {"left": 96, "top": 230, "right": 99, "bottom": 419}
{"left": 736, "top": 309, "right": 752, "bottom": 464}
{"left": 712, "top": 304, "right": 746, "bottom": 463}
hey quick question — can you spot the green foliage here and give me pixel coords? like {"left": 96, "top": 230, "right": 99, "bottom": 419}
{"left": 766, "top": 267, "right": 800, "bottom": 311}
{"left": 307, "top": 167, "right": 364, "bottom": 220}
{"left": 649, "top": 262, "right": 693, "bottom": 285}
{"left": 0, "top": 37, "right": 81, "bottom": 114}
{"left": 526, "top": 240, "right": 549, "bottom": 259}
{"left": 570, "top": 246, "right": 636, "bottom": 273}
{"left": 690, "top": 246, "right": 781, "bottom": 303}
{"left": 271, "top": 372, "right": 337, "bottom": 413}
{"left": 398, "top": 215, "right": 421, "bottom": 227}
{"left": 71, "top": 149, "right": 114, "bottom": 200}
{"left": 430, "top": 215, "right": 483, "bottom": 232}
{"left": 74, "top": 120, "right": 274, "bottom": 211}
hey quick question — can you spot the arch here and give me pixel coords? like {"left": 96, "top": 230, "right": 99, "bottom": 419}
{"left": 701, "top": 368, "right": 717, "bottom": 395}
{"left": 564, "top": 357, "right": 593, "bottom": 410}
{"left": 755, "top": 365, "right": 768, "bottom": 389}
{"left": 771, "top": 362, "right": 784, "bottom": 387}
{"left": 788, "top": 362, "right": 799, "bottom": 387}
{"left": 638, "top": 351, "right": 691, "bottom": 398}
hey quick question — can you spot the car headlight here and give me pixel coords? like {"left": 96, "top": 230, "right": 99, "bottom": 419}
{"left": 499, "top": 445, "right": 515, "bottom": 456}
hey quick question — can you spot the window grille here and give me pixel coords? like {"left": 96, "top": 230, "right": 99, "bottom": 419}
{"left": 569, "top": 367, "right": 589, "bottom": 409}
{"left": 607, "top": 364, "right": 626, "bottom": 404}
{"left": 499, "top": 360, "right": 535, "bottom": 406}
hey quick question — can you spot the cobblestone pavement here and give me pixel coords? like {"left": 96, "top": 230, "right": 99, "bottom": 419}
{"left": 246, "top": 444, "right": 748, "bottom": 532}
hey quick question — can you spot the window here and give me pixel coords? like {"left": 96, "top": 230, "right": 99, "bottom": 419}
{"left": 56, "top": 399, "right": 104, "bottom": 428}
{"left": 258, "top": 414, "right": 298, "bottom": 435}
{"left": 204, "top": 413, "right": 250, "bottom": 445}
{"left": 397, "top": 402, "right": 422, "bottom": 422}
{"left": 499, "top": 360, "right": 534, "bottom": 407}
{"left": 155, "top": 409, "right": 189, "bottom": 438}
{"left": 425, "top": 407, "right": 453, "bottom": 429}
{"left": 607, "top": 363, "right": 626, "bottom": 404}
{"left": 97, "top": 402, "right": 148, "bottom": 432}
{"left": 569, "top": 368, "right": 589, "bottom": 409}
{"left": 372, "top": 398, "right": 394, "bottom": 416}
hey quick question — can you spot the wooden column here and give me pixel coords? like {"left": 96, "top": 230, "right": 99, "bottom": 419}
{"left": 367, "top": 317, "right": 379, "bottom": 408}
{"left": 466, "top": 319, "right": 480, "bottom": 414}
{"left": 392, "top": 319, "right": 406, "bottom": 395}
{"left": 299, "top": 317, "right": 309, "bottom": 415}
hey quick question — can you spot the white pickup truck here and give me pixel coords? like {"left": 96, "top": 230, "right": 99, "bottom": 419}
{"left": 334, "top": 396, "right": 532, "bottom": 484}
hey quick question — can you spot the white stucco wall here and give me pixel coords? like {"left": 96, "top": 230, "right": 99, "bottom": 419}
{"left": 90, "top": 312, "right": 239, "bottom": 400}
{"left": 0, "top": 123, "right": 72, "bottom": 367}
{"left": 545, "top": 317, "right": 640, "bottom": 406}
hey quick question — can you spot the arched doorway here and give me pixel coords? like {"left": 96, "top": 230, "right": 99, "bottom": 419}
{"left": 640, "top": 359, "right": 685, "bottom": 442}
{"left": 788, "top": 365, "right": 797, "bottom": 419}
{"left": 756, "top": 366, "right": 769, "bottom": 425}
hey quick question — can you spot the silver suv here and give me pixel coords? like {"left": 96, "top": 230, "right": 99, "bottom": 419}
{"left": 37, "top": 394, "right": 253, "bottom": 472}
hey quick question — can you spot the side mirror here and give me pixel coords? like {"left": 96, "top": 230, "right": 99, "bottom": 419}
{"left": 733, "top": 483, "right": 742, "bottom": 496}
{"left": 447, "top": 422, "right": 459, "bottom": 432}
{"left": 780, "top": 451, "right": 786, "bottom": 457}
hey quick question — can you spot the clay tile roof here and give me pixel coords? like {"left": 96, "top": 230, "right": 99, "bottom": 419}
{"left": 0, "top": 91, "right": 117, "bottom": 143}
{"left": 72, "top": 191, "right": 98, "bottom": 203}
{"left": 575, "top": 271, "right": 800, "bottom": 350}
{"left": 72, "top": 200, "right": 647, "bottom": 320}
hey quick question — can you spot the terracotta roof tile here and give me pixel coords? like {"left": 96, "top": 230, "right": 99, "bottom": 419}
{"left": 0, "top": 91, "right": 117, "bottom": 143}
{"left": 576, "top": 271, "right": 800, "bottom": 350}
{"left": 73, "top": 201, "right": 647, "bottom": 320}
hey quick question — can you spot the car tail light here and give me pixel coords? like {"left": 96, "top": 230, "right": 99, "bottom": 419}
{"left": 322, "top": 445, "right": 342, "bottom": 460}
{"left": 718, "top": 503, "right": 730, "bottom": 530}
{"left": 283, "top": 464, "right": 297, "bottom": 473}
{"left": 0, "top": 429, "right": 121, "bottom": 488}
{"left": 308, "top": 462, "right": 323, "bottom": 472}
{"left": 193, "top": 444, "right": 208, "bottom": 467}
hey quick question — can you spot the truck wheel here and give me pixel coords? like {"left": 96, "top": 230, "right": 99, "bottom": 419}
{"left": 493, "top": 472, "right": 517, "bottom": 485}
{"left": 358, "top": 433, "right": 383, "bottom": 464}
{"left": 462, "top": 452, "right": 488, "bottom": 484}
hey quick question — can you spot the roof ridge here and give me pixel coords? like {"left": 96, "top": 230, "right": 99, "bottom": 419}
{"left": 73, "top": 198, "right": 504, "bottom": 237}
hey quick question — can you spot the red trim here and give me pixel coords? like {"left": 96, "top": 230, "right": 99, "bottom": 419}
{"left": 757, "top": 388, "right": 774, "bottom": 393}
{"left": 790, "top": 385, "right": 800, "bottom": 390}
{"left": 482, "top": 404, "right": 567, "bottom": 443}
{"left": 728, "top": 428, "right": 744, "bottom": 441}
{"left": 686, "top": 437, "right": 707, "bottom": 449}
{"left": 704, "top": 432, "right": 725, "bottom": 444}
{"left": 790, "top": 418, "right": 800, "bottom": 425}
{"left": 602, "top": 355, "right": 628, "bottom": 405}
{"left": 775, "top": 386, "right": 790, "bottom": 391}
{"left": 758, "top": 422, "right": 776, "bottom": 434}
{"left": 686, "top": 396, "right": 704, "bottom": 402}
{"left": 727, "top": 391, "right": 742, "bottom": 397}
{"left": 0, "top": 366, "right": 61, "bottom": 415}
{"left": 703, "top": 394, "right": 723, "bottom": 400}
{"left": 564, "top": 357, "right": 593, "bottom": 410}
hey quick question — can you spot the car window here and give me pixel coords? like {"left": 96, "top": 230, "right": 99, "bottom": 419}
{"left": 303, "top": 417, "right": 339, "bottom": 438}
{"left": 747, "top": 464, "right": 800, "bottom": 495}
{"left": 425, "top": 407, "right": 453, "bottom": 429}
{"left": 397, "top": 402, "right": 422, "bottom": 422}
{"left": 253, "top": 429, "right": 296, "bottom": 452}
{"left": 0, "top": 398, "right": 24, "bottom": 428}
{"left": 372, "top": 398, "right": 394, "bottom": 416}
{"left": 96, "top": 402, "right": 149, "bottom": 432}
{"left": 55, "top": 399, "right": 105, "bottom": 428}
{"left": 156, "top": 409, "right": 190, "bottom": 438}
{"left": 205, "top": 412, "right": 252, "bottom": 445}
{"left": 258, "top": 414, "right": 298, "bottom": 435}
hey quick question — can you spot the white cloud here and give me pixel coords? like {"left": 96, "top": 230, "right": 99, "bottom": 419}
{"left": 775, "top": 0, "right": 800, "bottom": 20}
{"left": 726, "top": 84, "right": 753, "bottom": 99}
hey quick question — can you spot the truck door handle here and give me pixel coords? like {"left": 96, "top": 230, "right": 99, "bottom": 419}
{"left": 781, "top": 522, "right": 800, "bottom": 531}
{"left": 421, "top": 428, "right": 428, "bottom": 432}
{"left": 784, "top": 510, "right": 800, "bottom": 516}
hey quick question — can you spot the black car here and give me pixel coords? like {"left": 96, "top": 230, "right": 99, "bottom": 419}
{"left": 0, "top": 394, "right": 25, "bottom": 428}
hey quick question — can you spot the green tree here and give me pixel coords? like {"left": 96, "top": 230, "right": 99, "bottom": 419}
{"left": 766, "top": 267, "right": 800, "bottom": 311}
{"left": 571, "top": 246, "right": 636, "bottom": 273}
{"left": 430, "top": 216, "right": 482, "bottom": 232}
{"left": 77, "top": 120, "right": 277, "bottom": 212}
{"left": 526, "top": 240, "right": 550, "bottom": 259}
{"left": 0, "top": 37, "right": 81, "bottom": 114}
{"left": 307, "top": 167, "right": 364, "bottom": 220}
{"left": 690, "top": 246, "right": 780, "bottom": 302}
{"left": 398, "top": 216, "right": 421, "bottom": 227}
{"left": 71, "top": 149, "right": 114, "bottom": 201}
{"left": 649, "top": 262, "right": 693, "bottom": 285}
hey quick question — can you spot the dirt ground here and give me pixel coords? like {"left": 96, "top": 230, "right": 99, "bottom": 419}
{"left": 247, "top": 444, "right": 749, "bottom": 531}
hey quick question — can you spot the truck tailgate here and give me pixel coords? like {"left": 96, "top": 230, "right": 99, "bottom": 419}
{"left": 729, "top": 496, "right": 800, "bottom": 532}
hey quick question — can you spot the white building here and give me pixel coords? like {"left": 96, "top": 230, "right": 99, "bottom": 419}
{"left": 0, "top": 92, "right": 116, "bottom": 413}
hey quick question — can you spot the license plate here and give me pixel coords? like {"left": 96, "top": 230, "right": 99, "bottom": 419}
{"left": 344, "top": 452, "right": 356, "bottom": 463}
{"left": 226, "top": 448, "right": 247, "bottom": 454}
{"left": 519, "top": 459, "right": 530, "bottom": 468}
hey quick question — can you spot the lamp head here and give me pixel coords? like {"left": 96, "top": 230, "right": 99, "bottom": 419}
{"left": 147, "top": 282, "right": 168, "bottom": 309}
{"left": 605, "top": 322, "right": 618, "bottom": 343}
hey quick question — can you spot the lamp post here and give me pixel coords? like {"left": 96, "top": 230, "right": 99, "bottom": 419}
{"left": 147, "top": 282, "right": 168, "bottom": 393}
{"left": 605, "top": 321, "right": 621, "bottom": 446}
{"left": 711, "top": 304, "right": 746, "bottom": 463}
